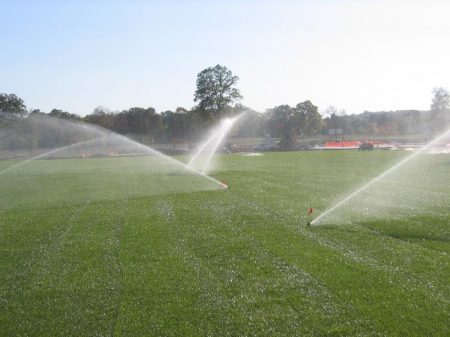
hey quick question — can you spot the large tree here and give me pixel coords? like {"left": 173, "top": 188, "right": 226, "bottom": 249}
{"left": 194, "top": 64, "right": 242, "bottom": 119}
{"left": 0, "top": 93, "right": 26, "bottom": 115}
{"left": 294, "top": 100, "right": 322, "bottom": 138}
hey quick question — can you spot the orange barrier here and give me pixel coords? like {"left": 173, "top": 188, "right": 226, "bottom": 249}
{"left": 324, "top": 141, "right": 361, "bottom": 148}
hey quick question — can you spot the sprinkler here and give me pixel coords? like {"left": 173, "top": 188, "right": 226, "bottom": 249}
{"left": 311, "top": 128, "right": 450, "bottom": 225}
{"left": 307, "top": 207, "right": 314, "bottom": 227}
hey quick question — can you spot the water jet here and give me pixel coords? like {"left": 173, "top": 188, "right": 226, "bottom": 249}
{"left": 311, "top": 129, "right": 450, "bottom": 225}
{"left": 187, "top": 112, "right": 246, "bottom": 174}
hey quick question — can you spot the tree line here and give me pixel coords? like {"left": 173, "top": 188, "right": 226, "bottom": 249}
{"left": 1, "top": 65, "right": 449, "bottom": 149}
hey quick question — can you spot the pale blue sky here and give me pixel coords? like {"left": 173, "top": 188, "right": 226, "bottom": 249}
{"left": 1, "top": 0, "right": 450, "bottom": 115}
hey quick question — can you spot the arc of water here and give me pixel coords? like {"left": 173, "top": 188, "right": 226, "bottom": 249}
{"left": 112, "top": 133, "right": 228, "bottom": 188}
{"left": 72, "top": 122, "right": 228, "bottom": 188}
{"left": 187, "top": 113, "right": 245, "bottom": 174}
{"left": 187, "top": 120, "right": 231, "bottom": 173}
{"left": 0, "top": 137, "right": 104, "bottom": 175}
{"left": 311, "top": 129, "right": 450, "bottom": 225}
{"left": 0, "top": 114, "right": 228, "bottom": 189}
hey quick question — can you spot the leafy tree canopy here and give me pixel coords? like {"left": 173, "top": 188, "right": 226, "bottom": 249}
{"left": 194, "top": 64, "right": 242, "bottom": 118}
{"left": 431, "top": 87, "right": 449, "bottom": 113}
{"left": 0, "top": 93, "right": 26, "bottom": 115}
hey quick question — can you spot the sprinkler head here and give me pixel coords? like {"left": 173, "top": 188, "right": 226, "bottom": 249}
{"left": 221, "top": 180, "right": 228, "bottom": 189}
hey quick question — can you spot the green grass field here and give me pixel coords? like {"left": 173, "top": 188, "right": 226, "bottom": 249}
{"left": 0, "top": 151, "right": 449, "bottom": 336}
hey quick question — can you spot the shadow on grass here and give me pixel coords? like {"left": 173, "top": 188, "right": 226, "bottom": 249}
{"left": 358, "top": 216, "right": 450, "bottom": 253}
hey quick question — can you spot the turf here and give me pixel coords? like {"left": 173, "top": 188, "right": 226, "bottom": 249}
{"left": 0, "top": 151, "right": 448, "bottom": 336}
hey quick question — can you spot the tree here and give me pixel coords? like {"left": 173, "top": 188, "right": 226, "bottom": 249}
{"left": 84, "top": 106, "right": 114, "bottom": 129}
{"left": 294, "top": 100, "right": 322, "bottom": 138}
{"left": 430, "top": 87, "right": 449, "bottom": 131}
{"left": 232, "top": 108, "right": 265, "bottom": 138}
{"left": 161, "top": 110, "right": 190, "bottom": 143}
{"left": 323, "top": 106, "right": 345, "bottom": 140}
{"left": 49, "top": 108, "right": 81, "bottom": 121}
{"left": 266, "top": 105, "right": 295, "bottom": 149}
{"left": 0, "top": 93, "right": 26, "bottom": 115}
{"left": 194, "top": 64, "right": 242, "bottom": 119}
{"left": 431, "top": 87, "right": 449, "bottom": 113}
{"left": 175, "top": 107, "right": 188, "bottom": 114}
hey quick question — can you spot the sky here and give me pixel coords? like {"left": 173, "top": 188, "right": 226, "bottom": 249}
{"left": 1, "top": 0, "right": 450, "bottom": 116}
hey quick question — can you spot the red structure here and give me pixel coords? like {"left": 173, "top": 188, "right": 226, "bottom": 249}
{"left": 324, "top": 141, "right": 361, "bottom": 148}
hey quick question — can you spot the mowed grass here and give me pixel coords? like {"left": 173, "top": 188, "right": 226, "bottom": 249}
{"left": 0, "top": 151, "right": 448, "bottom": 336}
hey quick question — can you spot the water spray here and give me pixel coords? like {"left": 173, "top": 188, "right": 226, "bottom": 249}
{"left": 187, "top": 112, "right": 246, "bottom": 174}
{"left": 0, "top": 114, "right": 228, "bottom": 192}
{"left": 311, "top": 129, "right": 450, "bottom": 225}
{"left": 0, "top": 137, "right": 104, "bottom": 175}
